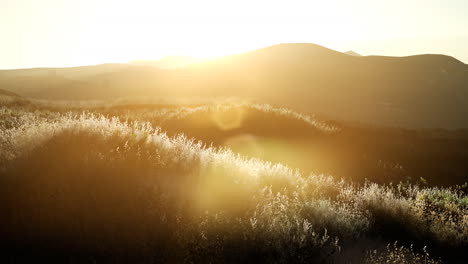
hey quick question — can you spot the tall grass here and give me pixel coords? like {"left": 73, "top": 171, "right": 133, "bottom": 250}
{"left": 0, "top": 106, "right": 466, "bottom": 263}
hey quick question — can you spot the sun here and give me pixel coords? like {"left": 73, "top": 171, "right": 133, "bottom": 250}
{"left": 71, "top": 1, "right": 285, "bottom": 64}
{"left": 56, "top": 0, "right": 361, "bottom": 67}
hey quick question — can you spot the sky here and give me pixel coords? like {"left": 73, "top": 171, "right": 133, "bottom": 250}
{"left": 1, "top": 0, "right": 468, "bottom": 69}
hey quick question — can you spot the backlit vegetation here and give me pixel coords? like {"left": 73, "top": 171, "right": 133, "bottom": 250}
{"left": 0, "top": 101, "right": 466, "bottom": 263}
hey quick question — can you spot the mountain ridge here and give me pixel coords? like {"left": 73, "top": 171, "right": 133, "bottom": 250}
{"left": 1, "top": 43, "right": 468, "bottom": 129}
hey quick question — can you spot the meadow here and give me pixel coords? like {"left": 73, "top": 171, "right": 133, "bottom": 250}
{"left": 0, "top": 96, "right": 467, "bottom": 263}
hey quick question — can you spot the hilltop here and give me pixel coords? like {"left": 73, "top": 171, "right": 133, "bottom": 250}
{"left": 344, "top": 50, "right": 361, "bottom": 56}
{"left": 1, "top": 43, "right": 468, "bottom": 128}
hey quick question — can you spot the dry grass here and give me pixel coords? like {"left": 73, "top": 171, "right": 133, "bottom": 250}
{"left": 0, "top": 103, "right": 466, "bottom": 263}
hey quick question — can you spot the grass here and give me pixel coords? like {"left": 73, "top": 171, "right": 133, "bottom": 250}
{"left": 0, "top": 101, "right": 466, "bottom": 263}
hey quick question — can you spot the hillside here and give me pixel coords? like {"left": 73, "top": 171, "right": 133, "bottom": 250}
{"left": 89, "top": 103, "right": 468, "bottom": 187}
{"left": 0, "top": 89, "right": 19, "bottom": 97}
{"left": 0, "top": 63, "right": 131, "bottom": 79}
{"left": 344, "top": 50, "right": 361, "bottom": 56}
{"left": 0, "top": 101, "right": 466, "bottom": 263}
{"left": 3, "top": 100, "right": 466, "bottom": 187}
{"left": 1, "top": 43, "right": 468, "bottom": 128}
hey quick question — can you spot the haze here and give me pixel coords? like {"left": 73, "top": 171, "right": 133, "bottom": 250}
{"left": 1, "top": 0, "right": 468, "bottom": 69}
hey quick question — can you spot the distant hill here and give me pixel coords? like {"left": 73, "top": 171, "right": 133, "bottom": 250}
{"left": 0, "top": 88, "right": 19, "bottom": 97}
{"left": 344, "top": 50, "right": 361, "bottom": 56}
{"left": 1, "top": 43, "right": 468, "bottom": 128}
{"left": 0, "top": 63, "right": 132, "bottom": 80}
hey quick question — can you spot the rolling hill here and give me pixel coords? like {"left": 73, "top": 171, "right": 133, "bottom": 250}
{"left": 1, "top": 43, "right": 468, "bottom": 128}
{"left": 1, "top": 101, "right": 466, "bottom": 263}
{"left": 0, "top": 89, "right": 19, "bottom": 97}
{"left": 344, "top": 50, "right": 361, "bottom": 56}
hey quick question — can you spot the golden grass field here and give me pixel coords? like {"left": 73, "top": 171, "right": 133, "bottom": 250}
{"left": 0, "top": 96, "right": 466, "bottom": 263}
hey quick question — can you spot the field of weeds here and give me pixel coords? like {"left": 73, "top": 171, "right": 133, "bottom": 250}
{"left": 0, "top": 98, "right": 466, "bottom": 263}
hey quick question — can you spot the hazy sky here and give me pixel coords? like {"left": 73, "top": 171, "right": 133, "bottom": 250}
{"left": 1, "top": 0, "right": 468, "bottom": 69}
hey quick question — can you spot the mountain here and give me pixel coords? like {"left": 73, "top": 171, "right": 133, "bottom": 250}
{"left": 344, "top": 50, "right": 361, "bottom": 56}
{"left": 1, "top": 43, "right": 468, "bottom": 128}
{"left": 176, "top": 43, "right": 468, "bottom": 128}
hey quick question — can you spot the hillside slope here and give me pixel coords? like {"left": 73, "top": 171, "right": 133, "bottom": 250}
{"left": 0, "top": 105, "right": 466, "bottom": 263}
{"left": 91, "top": 103, "right": 468, "bottom": 187}
{"left": 0, "top": 89, "right": 19, "bottom": 97}
{"left": 1, "top": 43, "right": 468, "bottom": 128}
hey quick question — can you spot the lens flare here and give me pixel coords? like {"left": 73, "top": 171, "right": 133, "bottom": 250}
{"left": 211, "top": 107, "right": 246, "bottom": 130}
